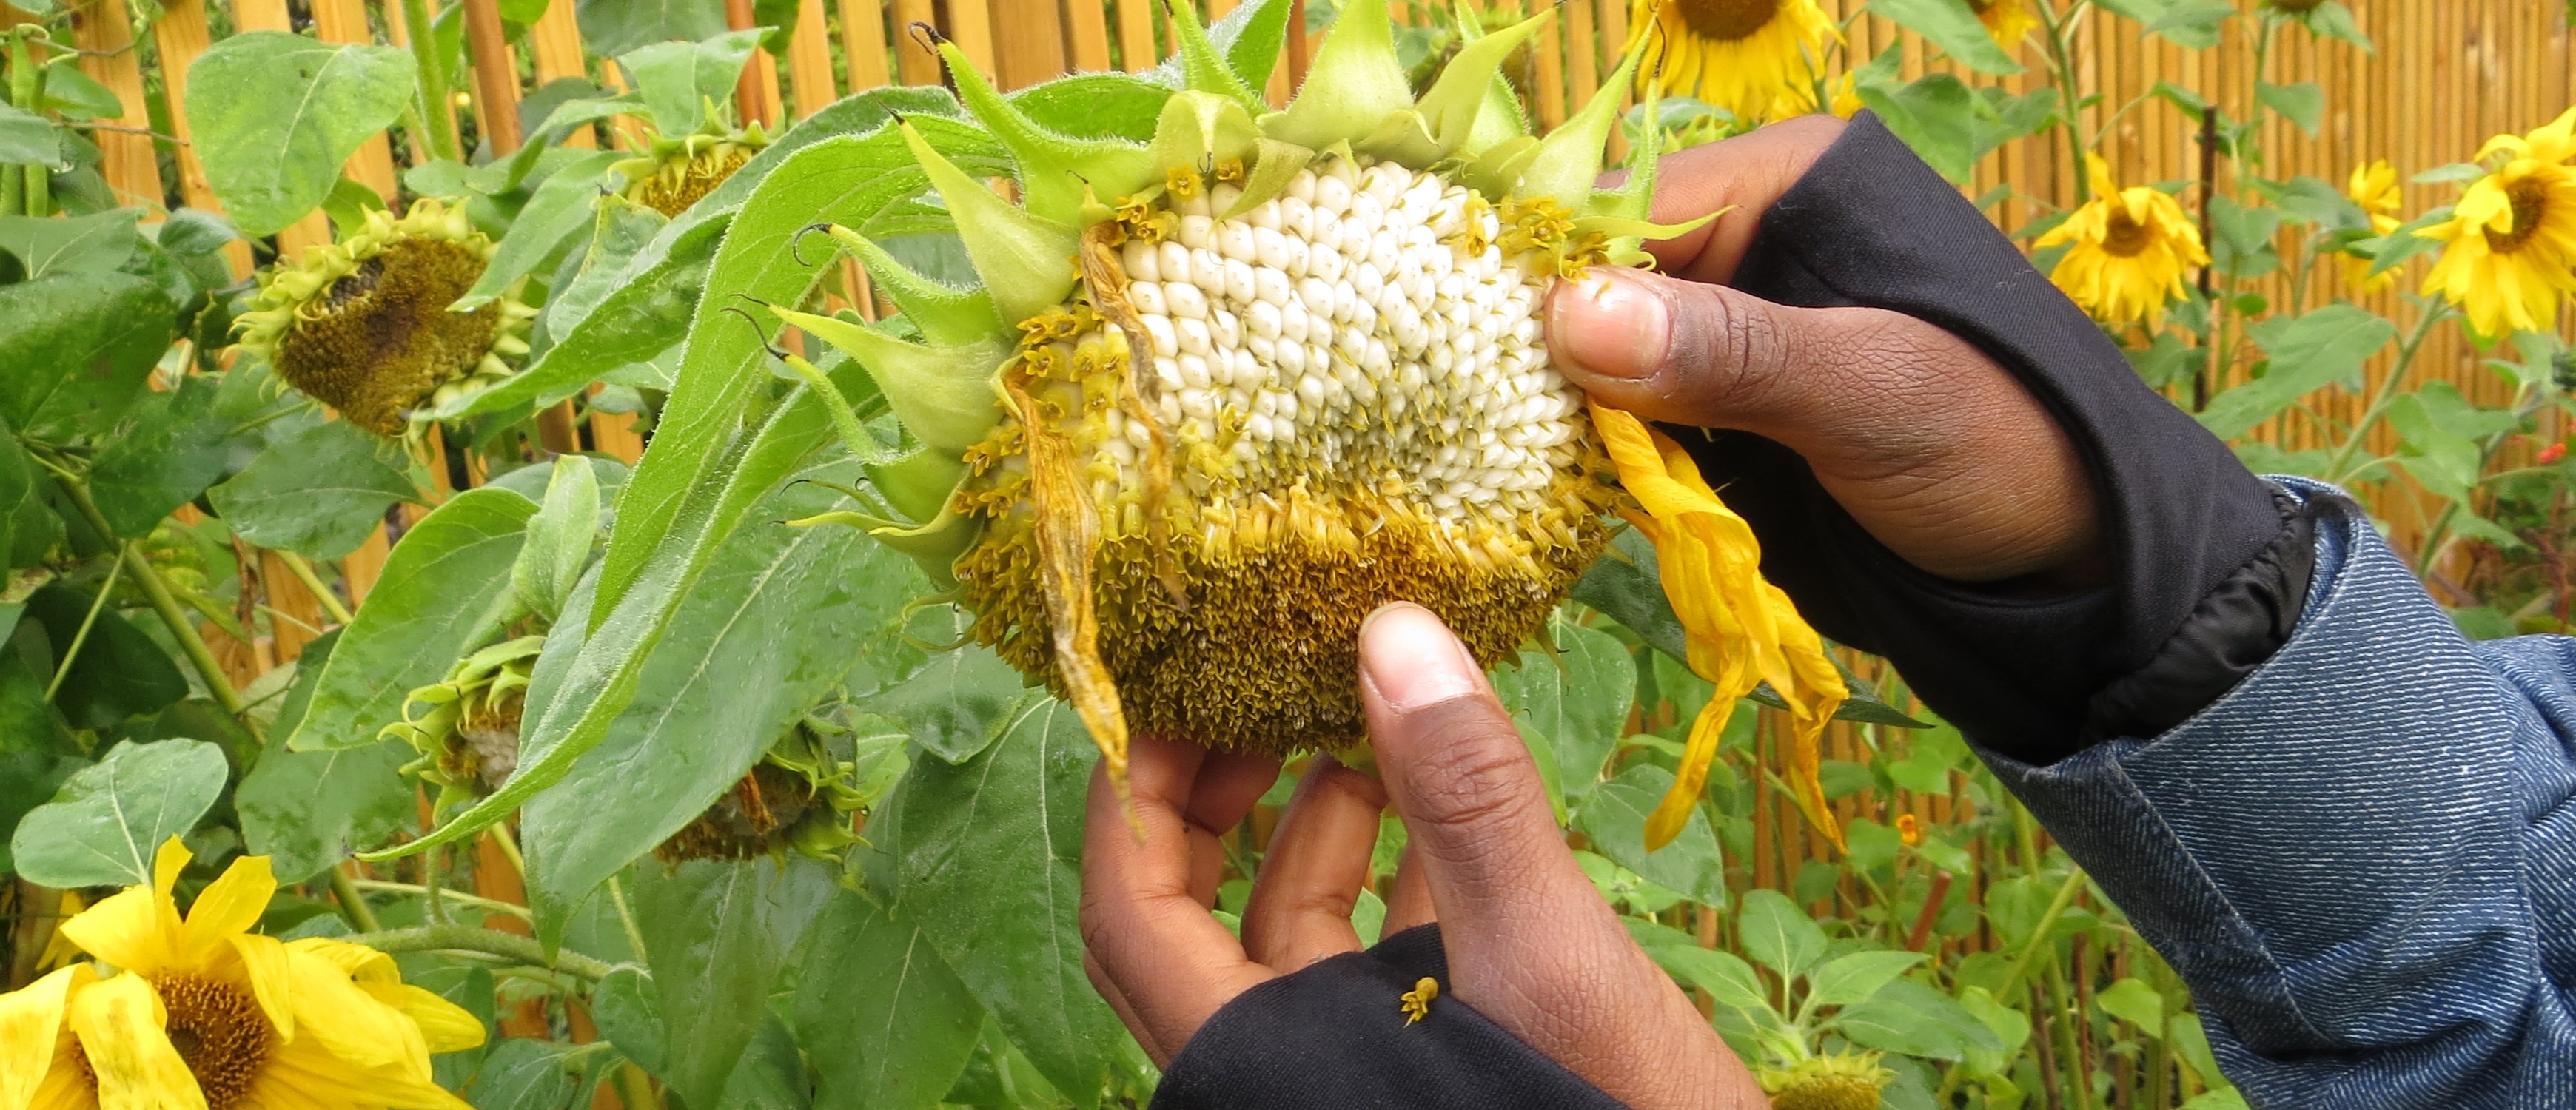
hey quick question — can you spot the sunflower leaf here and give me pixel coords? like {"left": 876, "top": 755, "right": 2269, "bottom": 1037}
{"left": 10, "top": 738, "right": 227, "bottom": 888}
{"left": 1864, "top": 0, "right": 2026, "bottom": 75}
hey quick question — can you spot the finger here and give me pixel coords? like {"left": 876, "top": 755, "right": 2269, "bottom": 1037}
{"left": 1239, "top": 758, "right": 1386, "bottom": 970}
{"left": 1378, "top": 844, "right": 1436, "bottom": 935}
{"left": 1181, "top": 751, "right": 1286, "bottom": 907}
{"left": 1544, "top": 268, "right": 2098, "bottom": 581}
{"left": 1634, "top": 114, "right": 1851, "bottom": 285}
{"left": 1079, "top": 738, "right": 1272, "bottom": 1058}
{"left": 1084, "top": 949, "right": 1164, "bottom": 1064}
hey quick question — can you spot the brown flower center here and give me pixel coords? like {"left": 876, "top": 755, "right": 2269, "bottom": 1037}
{"left": 2102, "top": 210, "right": 2156, "bottom": 258}
{"left": 72, "top": 976, "right": 272, "bottom": 1110}
{"left": 2484, "top": 177, "right": 2551, "bottom": 255}
{"left": 1674, "top": 0, "right": 1782, "bottom": 42}
{"left": 656, "top": 762, "right": 822, "bottom": 861}
{"left": 274, "top": 236, "right": 500, "bottom": 437}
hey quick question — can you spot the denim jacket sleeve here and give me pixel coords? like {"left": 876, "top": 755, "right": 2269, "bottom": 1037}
{"left": 1979, "top": 477, "right": 2576, "bottom": 1109}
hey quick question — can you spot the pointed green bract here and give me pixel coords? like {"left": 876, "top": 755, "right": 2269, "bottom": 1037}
{"left": 1266, "top": 0, "right": 1412, "bottom": 152}
{"left": 938, "top": 42, "right": 1155, "bottom": 223}
{"left": 1150, "top": 91, "right": 1264, "bottom": 181}
{"left": 771, "top": 304, "right": 1007, "bottom": 456}
{"left": 823, "top": 225, "right": 1007, "bottom": 347}
{"left": 1224, "top": 138, "right": 1316, "bottom": 218}
{"left": 787, "top": 505, "right": 979, "bottom": 581}
{"left": 1162, "top": 0, "right": 1264, "bottom": 112}
{"left": 866, "top": 446, "right": 972, "bottom": 522}
{"left": 898, "top": 120, "right": 1081, "bottom": 327}
{"left": 1415, "top": 10, "right": 1552, "bottom": 159}
{"left": 1464, "top": 135, "right": 1541, "bottom": 199}
{"left": 1512, "top": 19, "right": 1651, "bottom": 204}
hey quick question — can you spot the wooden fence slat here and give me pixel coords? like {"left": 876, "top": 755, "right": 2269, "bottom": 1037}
{"left": 894, "top": 0, "right": 941, "bottom": 82}
{"left": 1112, "top": 0, "right": 1156, "bottom": 71}
{"left": 945, "top": 0, "right": 1000, "bottom": 81}
{"left": 839, "top": 0, "right": 895, "bottom": 90}
{"left": 790, "top": 0, "right": 842, "bottom": 115}
{"left": 313, "top": 0, "right": 403, "bottom": 201}
{"left": 1064, "top": 0, "right": 1113, "bottom": 75}
{"left": 73, "top": 0, "right": 161, "bottom": 210}
{"left": 993, "top": 0, "right": 1066, "bottom": 89}
{"left": 152, "top": 0, "right": 252, "bottom": 275}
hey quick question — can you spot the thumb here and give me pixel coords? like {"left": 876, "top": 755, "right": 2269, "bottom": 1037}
{"left": 1545, "top": 266, "right": 1846, "bottom": 437}
{"left": 1355, "top": 603, "right": 1594, "bottom": 929}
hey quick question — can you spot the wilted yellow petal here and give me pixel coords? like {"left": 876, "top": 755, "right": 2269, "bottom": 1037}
{"left": 285, "top": 937, "right": 398, "bottom": 984}
{"left": 0, "top": 966, "right": 81, "bottom": 1110}
{"left": 368, "top": 983, "right": 487, "bottom": 1055}
{"left": 57, "top": 887, "right": 173, "bottom": 978}
{"left": 279, "top": 947, "right": 431, "bottom": 1077}
{"left": 227, "top": 933, "right": 294, "bottom": 1040}
{"left": 1590, "top": 402, "right": 1847, "bottom": 850}
{"left": 182, "top": 855, "right": 277, "bottom": 966}
{"left": 69, "top": 972, "right": 207, "bottom": 1110}
{"left": 1009, "top": 376, "right": 1133, "bottom": 807}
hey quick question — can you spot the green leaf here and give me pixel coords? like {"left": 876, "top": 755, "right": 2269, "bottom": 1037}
{"left": 796, "top": 891, "right": 985, "bottom": 1110}
{"left": 1804, "top": 949, "right": 1930, "bottom": 1010}
{"left": 1737, "top": 889, "right": 1828, "bottom": 978}
{"left": 25, "top": 585, "right": 188, "bottom": 730}
{"left": 2301, "top": 2, "right": 2372, "bottom": 50}
{"left": 460, "top": 149, "right": 625, "bottom": 309}
{"left": 9, "top": 738, "right": 228, "bottom": 888}
{"left": 1492, "top": 618, "right": 1631, "bottom": 796}
{"left": 2095, "top": 975, "right": 2165, "bottom": 1031}
{"left": 2196, "top": 303, "right": 2396, "bottom": 440}
{"left": 1572, "top": 528, "right": 1688, "bottom": 661}
{"left": 288, "top": 486, "right": 540, "bottom": 750}
{"left": 1831, "top": 978, "right": 2001, "bottom": 1061}
{"left": 87, "top": 377, "right": 239, "bottom": 539}
{"left": 867, "top": 640, "right": 1030, "bottom": 765}
{"left": 1856, "top": 74, "right": 1978, "bottom": 184}
{"left": 39, "top": 60, "right": 124, "bottom": 121}
{"left": 0, "top": 208, "right": 141, "bottom": 278}
{"left": 1218, "top": 0, "right": 1297, "bottom": 91}
{"left": 577, "top": 0, "right": 731, "bottom": 57}
{"left": 512, "top": 455, "right": 601, "bottom": 624}
{"left": 461, "top": 1038, "right": 580, "bottom": 1110}
{"left": 2097, "top": 0, "right": 2233, "bottom": 48}
{"left": 0, "top": 272, "right": 175, "bottom": 441}
{"left": 184, "top": 32, "right": 418, "bottom": 236}
{"left": 237, "top": 633, "right": 418, "bottom": 883}
{"left": 2256, "top": 81, "right": 2324, "bottom": 136}
{"left": 893, "top": 699, "right": 1124, "bottom": 1106}
{"left": 1008, "top": 75, "right": 1173, "bottom": 143}
{"left": 634, "top": 855, "right": 837, "bottom": 1109}
{"left": 618, "top": 30, "right": 766, "bottom": 134}
{"left": 518, "top": 463, "right": 903, "bottom": 936}
{"left": 1864, "top": 0, "right": 2024, "bottom": 74}
{"left": 2169, "top": 1012, "right": 2225, "bottom": 1087}
{"left": 207, "top": 421, "right": 420, "bottom": 560}
{"left": 0, "top": 659, "right": 84, "bottom": 875}
{"left": 0, "top": 103, "right": 67, "bottom": 169}
{"left": 1626, "top": 920, "right": 1771, "bottom": 1011}
{"left": 590, "top": 966, "right": 665, "bottom": 1074}
{"left": 1574, "top": 765, "right": 1725, "bottom": 905}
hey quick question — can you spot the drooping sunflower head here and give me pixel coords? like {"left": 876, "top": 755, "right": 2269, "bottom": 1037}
{"left": 773, "top": 0, "right": 1848, "bottom": 847}
{"left": 232, "top": 199, "right": 537, "bottom": 437}
{"left": 0, "top": 838, "right": 482, "bottom": 1110}
{"left": 384, "top": 636, "right": 545, "bottom": 812}
{"left": 1627, "top": 0, "right": 1839, "bottom": 124}
{"left": 656, "top": 720, "right": 873, "bottom": 863}
{"left": 1759, "top": 1052, "right": 1894, "bottom": 1110}
{"left": 616, "top": 109, "right": 772, "bottom": 217}
{"left": 1968, "top": 0, "right": 2040, "bottom": 48}
{"left": 2419, "top": 107, "right": 2576, "bottom": 339}
{"left": 2036, "top": 155, "right": 2210, "bottom": 327}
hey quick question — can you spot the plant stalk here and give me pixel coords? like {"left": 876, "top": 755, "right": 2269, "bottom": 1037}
{"left": 2324, "top": 301, "right": 2447, "bottom": 485}
{"left": 330, "top": 867, "right": 385, "bottom": 933}
{"left": 275, "top": 548, "right": 356, "bottom": 625}
{"left": 1998, "top": 867, "right": 2089, "bottom": 999}
{"left": 54, "top": 476, "right": 249, "bottom": 719}
{"left": 43, "top": 545, "right": 125, "bottom": 702}
{"left": 350, "top": 878, "right": 531, "bottom": 921}
{"left": 347, "top": 924, "right": 617, "bottom": 981}
{"left": 402, "top": 0, "right": 462, "bottom": 162}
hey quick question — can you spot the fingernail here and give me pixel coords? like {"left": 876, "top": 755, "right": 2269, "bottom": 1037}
{"left": 1359, "top": 604, "right": 1483, "bottom": 711}
{"left": 1546, "top": 269, "right": 1668, "bottom": 381}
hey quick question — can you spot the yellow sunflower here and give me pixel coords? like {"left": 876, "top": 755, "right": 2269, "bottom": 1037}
{"left": 0, "top": 839, "right": 484, "bottom": 1110}
{"left": 1630, "top": 0, "right": 1840, "bottom": 124}
{"left": 2343, "top": 158, "right": 2404, "bottom": 295}
{"left": 2419, "top": 107, "right": 2576, "bottom": 339}
{"left": 2036, "top": 156, "right": 2210, "bottom": 326}
{"left": 1970, "top": 0, "right": 2040, "bottom": 48}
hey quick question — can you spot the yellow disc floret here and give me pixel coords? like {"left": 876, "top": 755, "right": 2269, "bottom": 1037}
{"left": 232, "top": 199, "right": 535, "bottom": 437}
{"left": 617, "top": 124, "right": 771, "bottom": 217}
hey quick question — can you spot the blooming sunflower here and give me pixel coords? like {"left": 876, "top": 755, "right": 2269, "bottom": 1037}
{"left": 2419, "top": 107, "right": 2576, "bottom": 339}
{"left": 0, "top": 839, "right": 483, "bottom": 1110}
{"left": 2342, "top": 158, "right": 2404, "bottom": 295}
{"left": 1969, "top": 0, "right": 2039, "bottom": 48}
{"left": 2036, "top": 156, "right": 2210, "bottom": 326}
{"left": 1629, "top": 0, "right": 1839, "bottom": 124}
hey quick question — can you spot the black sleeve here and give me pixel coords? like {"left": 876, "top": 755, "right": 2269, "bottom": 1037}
{"left": 1704, "top": 112, "right": 2312, "bottom": 765}
{"left": 1150, "top": 925, "right": 1631, "bottom": 1110}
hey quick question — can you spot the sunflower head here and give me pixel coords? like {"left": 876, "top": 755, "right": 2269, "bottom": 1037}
{"left": 2036, "top": 156, "right": 2210, "bottom": 326}
{"left": 656, "top": 720, "right": 872, "bottom": 863}
{"left": 232, "top": 199, "right": 538, "bottom": 437}
{"left": 2341, "top": 158, "right": 2405, "bottom": 295}
{"left": 616, "top": 113, "right": 773, "bottom": 217}
{"left": 1968, "top": 0, "right": 2040, "bottom": 48}
{"left": 1759, "top": 1052, "right": 1895, "bottom": 1110}
{"left": 384, "top": 636, "right": 545, "bottom": 810}
{"left": 0, "top": 838, "right": 483, "bottom": 1110}
{"left": 1630, "top": 0, "right": 1840, "bottom": 123}
{"left": 2420, "top": 108, "right": 2576, "bottom": 339}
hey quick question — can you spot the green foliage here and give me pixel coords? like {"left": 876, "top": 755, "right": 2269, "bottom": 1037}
{"left": 184, "top": 33, "right": 418, "bottom": 236}
{"left": 9, "top": 738, "right": 227, "bottom": 887}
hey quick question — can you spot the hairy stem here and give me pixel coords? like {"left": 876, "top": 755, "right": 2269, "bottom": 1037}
{"left": 330, "top": 868, "right": 385, "bottom": 933}
{"left": 275, "top": 548, "right": 357, "bottom": 625}
{"left": 42, "top": 545, "right": 125, "bottom": 702}
{"left": 349, "top": 924, "right": 618, "bottom": 982}
{"left": 53, "top": 476, "right": 249, "bottom": 719}
{"left": 402, "top": 0, "right": 461, "bottom": 162}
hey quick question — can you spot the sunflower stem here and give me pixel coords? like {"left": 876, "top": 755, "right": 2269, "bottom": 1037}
{"left": 606, "top": 874, "right": 650, "bottom": 962}
{"left": 51, "top": 474, "right": 250, "bottom": 720}
{"left": 348, "top": 924, "right": 617, "bottom": 981}
{"left": 2035, "top": 0, "right": 2092, "bottom": 205}
{"left": 331, "top": 867, "right": 386, "bottom": 933}
{"left": 402, "top": 0, "right": 463, "bottom": 163}
{"left": 1995, "top": 865, "right": 2087, "bottom": 1000}
{"left": 275, "top": 548, "right": 357, "bottom": 625}
{"left": 42, "top": 545, "right": 126, "bottom": 703}
{"left": 349, "top": 878, "right": 530, "bottom": 921}
{"left": 2323, "top": 300, "right": 2446, "bottom": 485}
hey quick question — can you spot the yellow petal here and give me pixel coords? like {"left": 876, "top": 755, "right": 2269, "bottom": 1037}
{"left": 284, "top": 937, "right": 398, "bottom": 985}
{"left": 368, "top": 983, "right": 486, "bottom": 1055}
{"left": 227, "top": 933, "right": 294, "bottom": 1041}
{"left": 56, "top": 888, "right": 175, "bottom": 978}
{"left": 180, "top": 855, "right": 275, "bottom": 964}
{"left": 252, "top": 1040, "right": 476, "bottom": 1110}
{"left": 0, "top": 966, "right": 81, "bottom": 1110}
{"left": 1007, "top": 375, "right": 1133, "bottom": 810}
{"left": 280, "top": 948, "right": 430, "bottom": 1077}
{"left": 1589, "top": 402, "right": 1848, "bottom": 850}
{"left": 68, "top": 973, "right": 207, "bottom": 1110}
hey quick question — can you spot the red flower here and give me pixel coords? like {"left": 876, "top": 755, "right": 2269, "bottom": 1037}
{"left": 2540, "top": 441, "right": 2567, "bottom": 465}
